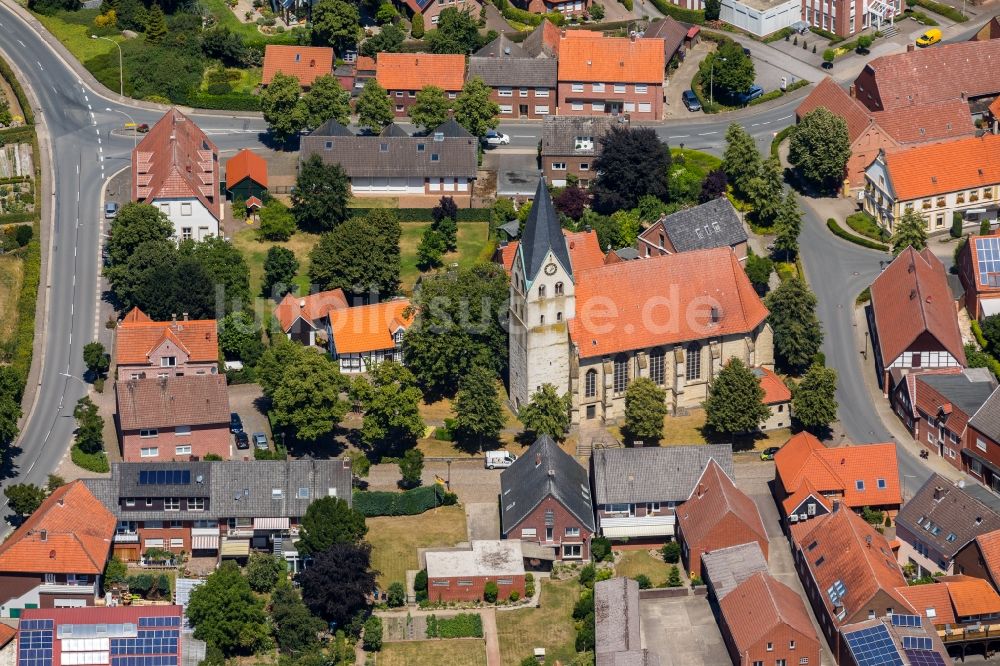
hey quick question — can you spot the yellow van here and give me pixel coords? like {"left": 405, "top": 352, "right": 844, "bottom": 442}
{"left": 916, "top": 28, "right": 942, "bottom": 46}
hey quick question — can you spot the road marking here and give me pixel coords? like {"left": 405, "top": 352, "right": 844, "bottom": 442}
{"left": 777, "top": 115, "right": 792, "bottom": 121}
{"left": 668, "top": 135, "right": 689, "bottom": 139}
{"left": 17, "top": 39, "right": 25, "bottom": 47}
{"left": 97, "top": 137, "right": 101, "bottom": 144}
{"left": 697, "top": 131, "right": 717, "bottom": 136}
{"left": 87, "top": 104, "right": 92, "bottom": 110}
{"left": 760, "top": 120, "right": 771, "bottom": 125}
{"left": 750, "top": 123, "right": 760, "bottom": 127}
{"left": 37, "top": 61, "right": 43, "bottom": 71}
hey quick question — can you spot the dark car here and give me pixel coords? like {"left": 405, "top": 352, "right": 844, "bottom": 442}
{"left": 760, "top": 446, "right": 781, "bottom": 461}
{"left": 230, "top": 412, "right": 243, "bottom": 434}
{"left": 682, "top": 90, "right": 702, "bottom": 112}
{"left": 736, "top": 85, "right": 765, "bottom": 105}
{"left": 235, "top": 431, "right": 250, "bottom": 450}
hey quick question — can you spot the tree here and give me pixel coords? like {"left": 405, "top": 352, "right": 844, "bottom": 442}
{"left": 246, "top": 553, "right": 284, "bottom": 593}
{"left": 302, "top": 74, "right": 351, "bottom": 130}
{"left": 589, "top": 2, "right": 604, "bottom": 18}
{"left": 701, "top": 40, "right": 754, "bottom": 98}
{"left": 823, "top": 48, "right": 836, "bottom": 67}
{"left": 351, "top": 361, "right": 424, "bottom": 455}
{"left": 554, "top": 185, "right": 590, "bottom": 221}
{"left": 180, "top": 237, "right": 252, "bottom": 312}
{"left": 296, "top": 496, "right": 368, "bottom": 556}
{"left": 270, "top": 581, "right": 324, "bottom": 655}
{"left": 360, "top": 22, "right": 406, "bottom": 58}
{"left": 0, "top": 388, "right": 22, "bottom": 450}
{"left": 308, "top": 210, "right": 401, "bottom": 299}
{"left": 144, "top": 3, "right": 167, "bottom": 43}
{"left": 454, "top": 77, "right": 500, "bottom": 138}
{"left": 661, "top": 541, "right": 680, "bottom": 564}
{"left": 218, "top": 311, "right": 264, "bottom": 365}
{"left": 104, "top": 556, "right": 128, "bottom": 585}
{"left": 699, "top": 168, "right": 728, "bottom": 203}
{"left": 105, "top": 203, "right": 173, "bottom": 279}
{"left": 722, "top": 123, "right": 761, "bottom": 199}
{"left": 312, "top": 0, "right": 360, "bottom": 52}
{"left": 856, "top": 34, "right": 873, "bottom": 53}
{"left": 257, "top": 200, "right": 297, "bottom": 242}
{"left": 891, "top": 210, "right": 929, "bottom": 255}
{"left": 765, "top": 277, "right": 824, "bottom": 371}
{"left": 263, "top": 246, "right": 299, "bottom": 299}
{"left": 417, "top": 228, "right": 446, "bottom": 270}
{"left": 4, "top": 484, "right": 46, "bottom": 519}
{"left": 703, "top": 358, "right": 770, "bottom": 435}
{"left": 773, "top": 189, "right": 803, "bottom": 259}
{"left": 262, "top": 342, "right": 350, "bottom": 440}
{"left": 428, "top": 7, "right": 483, "bottom": 54}
{"left": 47, "top": 474, "right": 66, "bottom": 492}
{"left": 982, "top": 315, "right": 1000, "bottom": 352}
{"left": 73, "top": 396, "right": 104, "bottom": 454}
{"left": 83, "top": 341, "right": 109, "bottom": 378}
{"left": 387, "top": 582, "right": 406, "bottom": 607}
{"left": 788, "top": 107, "right": 851, "bottom": 194}
{"left": 362, "top": 616, "right": 383, "bottom": 651}
{"left": 623, "top": 378, "right": 667, "bottom": 445}
{"left": 292, "top": 154, "right": 351, "bottom": 231}
{"left": 592, "top": 126, "right": 671, "bottom": 214}
{"left": 519, "top": 384, "right": 571, "bottom": 442}
{"left": 299, "top": 542, "right": 378, "bottom": 626}
{"left": 403, "top": 263, "right": 509, "bottom": 398}
{"left": 411, "top": 12, "right": 424, "bottom": 37}
{"left": 951, "top": 212, "right": 964, "bottom": 239}
{"left": 432, "top": 196, "right": 458, "bottom": 251}
{"left": 261, "top": 72, "right": 305, "bottom": 145}
{"left": 745, "top": 156, "right": 784, "bottom": 227}
{"left": 704, "top": 0, "right": 720, "bottom": 19}
{"left": 376, "top": 1, "right": 398, "bottom": 24}
{"left": 356, "top": 79, "right": 394, "bottom": 132}
{"left": 398, "top": 448, "right": 424, "bottom": 488}
{"left": 186, "top": 561, "right": 272, "bottom": 656}
{"left": 410, "top": 85, "right": 451, "bottom": 133}
{"left": 201, "top": 27, "right": 249, "bottom": 67}
{"left": 666, "top": 565, "right": 682, "bottom": 587}
{"left": 744, "top": 252, "right": 773, "bottom": 293}
{"left": 793, "top": 363, "right": 838, "bottom": 432}
{"left": 453, "top": 365, "right": 505, "bottom": 451}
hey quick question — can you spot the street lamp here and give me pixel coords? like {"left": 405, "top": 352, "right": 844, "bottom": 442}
{"left": 90, "top": 35, "right": 123, "bottom": 97}
{"left": 107, "top": 107, "right": 138, "bottom": 149}
{"left": 709, "top": 56, "right": 727, "bottom": 106}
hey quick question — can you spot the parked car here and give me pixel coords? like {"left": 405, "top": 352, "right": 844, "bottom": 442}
{"left": 916, "top": 28, "right": 942, "bottom": 46}
{"left": 481, "top": 130, "right": 510, "bottom": 147}
{"left": 230, "top": 412, "right": 243, "bottom": 434}
{"left": 736, "top": 85, "right": 765, "bottom": 105}
{"left": 485, "top": 450, "right": 517, "bottom": 469}
{"left": 235, "top": 431, "right": 250, "bottom": 450}
{"left": 742, "top": 47, "right": 751, "bottom": 55}
{"left": 104, "top": 202, "right": 119, "bottom": 219}
{"left": 682, "top": 90, "right": 702, "bottom": 112}
{"left": 760, "top": 446, "right": 781, "bottom": 461}
{"left": 252, "top": 432, "right": 268, "bottom": 450}
{"left": 136, "top": 123, "right": 150, "bottom": 133}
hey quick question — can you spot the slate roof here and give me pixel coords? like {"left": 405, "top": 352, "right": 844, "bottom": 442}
{"left": 701, "top": 542, "right": 769, "bottom": 600}
{"left": 914, "top": 372, "right": 996, "bottom": 437}
{"left": 870, "top": 246, "right": 966, "bottom": 367}
{"left": 83, "top": 459, "right": 353, "bottom": 522}
{"left": 642, "top": 17, "right": 687, "bottom": 62}
{"left": 655, "top": 197, "right": 748, "bottom": 254}
{"left": 520, "top": 19, "right": 561, "bottom": 58}
{"left": 380, "top": 123, "right": 410, "bottom": 138}
{"left": 475, "top": 33, "right": 529, "bottom": 58}
{"left": 970, "top": 386, "right": 1000, "bottom": 443}
{"left": 499, "top": 435, "right": 596, "bottom": 535}
{"left": 676, "top": 459, "right": 768, "bottom": 554}
{"left": 299, "top": 120, "right": 477, "bottom": 179}
{"left": 541, "top": 115, "right": 618, "bottom": 156}
{"left": 590, "top": 444, "right": 734, "bottom": 505}
{"left": 518, "top": 177, "right": 574, "bottom": 280}
{"left": 896, "top": 474, "right": 1000, "bottom": 560}
{"left": 467, "top": 56, "right": 558, "bottom": 88}
{"left": 116, "top": 375, "right": 230, "bottom": 432}
{"left": 720, "top": 572, "right": 819, "bottom": 658}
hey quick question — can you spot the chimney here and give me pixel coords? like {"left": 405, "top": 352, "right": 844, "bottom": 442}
{"left": 171, "top": 313, "right": 178, "bottom": 325}
{"left": 535, "top": 453, "right": 542, "bottom": 467}
{"left": 40, "top": 529, "right": 47, "bottom": 542}
{"left": 849, "top": 84, "right": 856, "bottom": 98}
{"left": 300, "top": 298, "right": 306, "bottom": 308}
{"left": 547, "top": 469, "right": 556, "bottom": 477}
{"left": 183, "top": 312, "right": 189, "bottom": 321}
{"left": 907, "top": 43, "right": 915, "bottom": 52}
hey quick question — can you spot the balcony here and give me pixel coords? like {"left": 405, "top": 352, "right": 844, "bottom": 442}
{"left": 599, "top": 514, "right": 676, "bottom": 539}
{"left": 114, "top": 532, "right": 139, "bottom": 543}
{"left": 39, "top": 582, "right": 97, "bottom": 596}
{"left": 226, "top": 527, "right": 254, "bottom": 538}
{"left": 192, "top": 526, "right": 220, "bottom": 537}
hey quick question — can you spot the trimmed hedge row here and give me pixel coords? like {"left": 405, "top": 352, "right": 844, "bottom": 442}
{"left": 346, "top": 207, "right": 492, "bottom": 222}
{"left": 826, "top": 218, "right": 890, "bottom": 251}
{"left": 0, "top": 56, "right": 35, "bottom": 125}
{"left": 187, "top": 93, "right": 262, "bottom": 112}
{"left": 748, "top": 78, "right": 809, "bottom": 107}
{"left": 907, "top": 0, "right": 967, "bottom": 21}
{"left": 648, "top": 0, "right": 705, "bottom": 24}
{"left": 353, "top": 485, "right": 450, "bottom": 516}
{"left": 72, "top": 445, "right": 110, "bottom": 473}
{"left": 491, "top": 0, "right": 565, "bottom": 26}
{"left": 973, "top": 319, "right": 988, "bottom": 349}
{"left": 770, "top": 125, "right": 795, "bottom": 158}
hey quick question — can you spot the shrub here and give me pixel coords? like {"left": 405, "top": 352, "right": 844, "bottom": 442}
{"left": 951, "top": 212, "right": 964, "bottom": 239}
{"left": 414, "top": 569, "right": 428, "bottom": 602}
{"left": 578, "top": 564, "right": 596, "bottom": 588}
{"left": 484, "top": 581, "right": 499, "bottom": 603}
{"left": 362, "top": 616, "right": 382, "bottom": 651}
{"left": 666, "top": 566, "right": 682, "bottom": 587}
{"left": 661, "top": 541, "right": 681, "bottom": 564}
{"left": 908, "top": 0, "right": 967, "bottom": 21}
{"left": 982, "top": 219, "right": 992, "bottom": 236}
{"left": 845, "top": 211, "right": 888, "bottom": 242}
{"left": 827, "top": 218, "right": 890, "bottom": 251}
{"left": 352, "top": 485, "right": 451, "bottom": 516}
{"left": 572, "top": 589, "right": 594, "bottom": 620}
{"left": 591, "top": 536, "right": 612, "bottom": 562}
{"left": 509, "top": 590, "right": 520, "bottom": 602}
{"left": 72, "top": 445, "right": 109, "bottom": 473}
{"left": 104, "top": 557, "right": 127, "bottom": 584}
{"left": 525, "top": 572, "right": 535, "bottom": 598}
{"left": 387, "top": 581, "right": 406, "bottom": 607}
{"left": 634, "top": 574, "right": 652, "bottom": 589}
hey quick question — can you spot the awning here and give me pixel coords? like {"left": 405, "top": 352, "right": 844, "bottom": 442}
{"left": 254, "top": 517, "right": 290, "bottom": 530}
{"left": 192, "top": 535, "right": 219, "bottom": 551}
{"left": 519, "top": 541, "right": 557, "bottom": 561}
{"left": 220, "top": 540, "right": 251, "bottom": 558}
{"left": 601, "top": 524, "right": 675, "bottom": 539}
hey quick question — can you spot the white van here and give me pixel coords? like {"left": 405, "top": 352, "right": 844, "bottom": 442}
{"left": 485, "top": 450, "right": 517, "bottom": 469}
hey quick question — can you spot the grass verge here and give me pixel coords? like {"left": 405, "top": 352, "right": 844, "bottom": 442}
{"left": 367, "top": 504, "right": 467, "bottom": 589}
{"left": 378, "top": 640, "right": 487, "bottom": 666}
{"left": 496, "top": 577, "right": 579, "bottom": 666}
{"left": 615, "top": 550, "right": 672, "bottom": 587}
{"left": 0, "top": 253, "right": 25, "bottom": 350}
{"left": 826, "top": 217, "right": 890, "bottom": 251}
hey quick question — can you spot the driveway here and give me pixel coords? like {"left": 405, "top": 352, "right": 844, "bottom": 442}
{"left": 466, "top": 502, "right": 501, "bottom": 541}
{"left": 495, "top": 152, "right": 541, "bottom": 197}
{"left": 639, "top": 594, "right": 729, "bottom": 666}
{"left": 366, "top": 459, "right": 501, "bottom": 504}
{"left": 228, "top": 383, "right": 271, "bottom": 459}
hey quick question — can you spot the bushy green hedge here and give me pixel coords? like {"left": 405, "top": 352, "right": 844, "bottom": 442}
{"left": 491, "top": 0, "right": 564, "bottom": 26}
{"left": 907, "top": 0, "right": 966, "bottom": 21}
{"left": 72, "top": 445, "right": 110, "bottom": 473}
{"left": 0, "top": 56, "right": 35, "bottom": 125}
{"left": 690, "top": 71, "right": 722, "bottom": 114}
{"left": 845, "top": 211, "right": 888, "bottom": 241}
{"left": 346, "top": 207, "right": 491, "bottom": 222}
{"left": 187, "top": 93, "right": 262, "bottom": 112}
{"left": 762, "top": 27, "right": 793, "bottom": 43}
{"left": 771, "top": 125, "right": 795, "bottom": 158}
{"left": 973, "top": 319, "right": 988, "bottom": 348}
{"left": 426, "top": 613, "right": 483, "bottom": 638}
{"left": 809, "top": 26, "right": 842, "bottom": 42}
{"left": 826, "top": 218, "right": 890, "bottom": 251}
{"left": 353, "top": 484, "right": 457, "bottom": 516}
{"left": 649, "top": 0, "right": 705, "bottom": 23}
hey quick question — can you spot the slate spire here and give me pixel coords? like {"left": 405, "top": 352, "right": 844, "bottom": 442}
{"left": 520, "top": 177, "right": 572, "bottom": 280}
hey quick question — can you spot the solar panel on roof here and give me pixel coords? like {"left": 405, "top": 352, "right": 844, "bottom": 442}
{"left": 19, "top": 627, "right": 54, "bottom": 666}
{"left": 903, "top": 648, "right": 946, "bottom": 666}
{"left": 891, "top": 614, "right": 922, "bottom": 628}
{"left": 978, "top": 237, "right": 1000, "bottom": 287}
{"left": 138, "top": 470, "right": 191, "bottom": 485}
{"left": 843, "top": 625, "right": 903, "bottom": 666}
{"left": 901, "top": 636, "right": 932, "bottom": 651}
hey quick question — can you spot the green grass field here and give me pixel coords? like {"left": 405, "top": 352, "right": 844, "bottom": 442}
{"left": 615, "top": 550, "right": 673, "bottom": 587}
{"left": 367, "top": 504, "right": 467, "bottom": 589}
{"left": 379, "top": 640, "right": 487, "bottom": 666}
{"left": 231, "top": 227, "right": 319, "bottom": 298}
{"left": 496, "top": 578, "right": 580, "bottom": 666}
{"left": 399, "top": 222, "right": 492, "bottom": 291}
{"left": 0, "top": 254, "right": 25, "bottom": 352}
{"left": 33, "top": 10, "right": 120, "bottom": 63}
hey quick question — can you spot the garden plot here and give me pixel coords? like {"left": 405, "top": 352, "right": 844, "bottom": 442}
{"left": 0, "top": 143, "right": 33, "bottom": 178}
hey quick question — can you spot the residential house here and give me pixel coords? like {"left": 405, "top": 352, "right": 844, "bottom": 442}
{"left": 540, "top": 115, "right": 618, "bottom": 187}
{"left": 114, "top": 308, "right": 218, "bottom": 382}
{"left": 0, "top": 483, "right": 116, "bottom": 618}
{"left": 466, "top": 57, "right": 557, "bottom": 120}
{"left": 963, "top": 387, "right": 1000, "bottom": 490}
{"left": 556, "top": 32, "right": 665, "bottom": 121}
{"left": 890, "top": 369, "right": 996, "bottom": 467}
{"left": 774, "top": 431, "right": 902, "bottom": 520}
{"left": 957, "top": 234, "right": 1000, "bottom": 320}
{"left": 676, "top": 459, "right": 769, "bottom": 579}
{"left": 701, "top": 542, "right": 769, "bottom": 602}
{"left": 477, "top": 21, "right": 559, "bottom": 59}
{"left": 397, "top": 0, "right": 483, "bottom": 28}
{"left": 642, "top": 17, "right": 690, "bottom": 69}
{"left": 801, "top": 0, "right": 900, "bottom": 37}
{"left": 0, "top": 625, "right": 15, "bottom": 666}
{"left": 15, "top": 605, "right": 184, "bottom": 666}
{"left": 83, "top": 459, "right": 353, "bottom": 572}
{"left": 718, "top": 571, "right": 822, "bottom": 666}
{"left": 424, "top": 541, "right": 525, "bottom": 603}
{"left": 328, "top": 299, "right": 413, "bottom": 373}
{"left": 516, "top": 0, "right": 589, "bottom": 18}
{"left": 971, "top": 15, "right": 1000, "bottom": 41}
{"left": 132, "top": 108, "right": 221, "bottom": 241}
{"left": 594, "top": 578, "right": 660, "bottom": 666}
{"left": 273, "top": 289, "right": 349, "bottom": 346}
{"left": 838, "top": 615, "right": 953, "bottom": 666}
{"left": 954, "top": 528, "right": 1000, "bottom": 590}
{"left": 756, "top": 366, "right": 793, "bottom": 430}
{"left": 863, "top": 135, "right": 1000, "bottom": 235}
{"left": 589, "top": 444, "right": 735, "bottom": 540}
{"left": 896, "top": 575, "right": 1000, "bottom": 631}
{"left": 225, "top": 149, "right": 268, "bottom": 203}
{"left": 789, "top": 505, "right": 913, "bottom": 650}
{"left": 299, "top": 119, "right": 477, "bottom": 197}
{"left": 499, "top": 435, "right": 596, "bottom": 561}
{"left": 351, "top": 56, "right": 376, "bottom": 95}
{"left": 116, "top": 375, "right": 232, "bottom": 462}
{"left": 868, "top": 246, "right": 966, "bottom": 392}
{"left": 261, "top": 45, "right": 334, "bottom": 87}
{"left": 375, "top": 53, "right": 465, "bottom": 116}
{"left": 637, "top": 197, "right": 749, "bottom": 261}
{"left": 719, "top": 0, "right": 800, "bottom": 38}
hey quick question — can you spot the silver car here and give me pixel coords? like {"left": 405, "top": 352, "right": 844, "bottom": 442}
{"left": 252, "top": 432, "right": 268, "bottom": 450}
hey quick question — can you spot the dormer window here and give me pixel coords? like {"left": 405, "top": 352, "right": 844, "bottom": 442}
{"left": 574, "top": 136, "right": 593, "bottom": 150}
{"left": 434, "top": 132, "right": 444, "bottom": 142}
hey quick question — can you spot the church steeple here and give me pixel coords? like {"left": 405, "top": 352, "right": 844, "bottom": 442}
{"left": 520, "top": 178, "right": 572, "bottom": 280}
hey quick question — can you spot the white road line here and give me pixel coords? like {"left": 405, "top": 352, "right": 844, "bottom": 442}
{"left": 760, "top": 120, "right": 771, "bottom": 125}
{"left": 99, "top": 146, "right": 103, "bottom": 153}
{"left": 750, "top": 123, "right": 760, "bottom": 127}
{"left": 97, "top": 138, "right": 101, "bottom": 144}
{"left": 777, "top": 115, "right": 792, "bottom": 120}
{"left": 697, "top": 131, "right": 717, "bottom": 136}
{"left": 17, "top": 39, "right": 25, "bottom": 47}
{"left": 668, "top": 135, "right": 689, "bottom": 139}
{"left": 87, "top": 104, "right": 92, "bottom": 110}
{"left": 37, "top": 61, "right": 43, "bottom": 70}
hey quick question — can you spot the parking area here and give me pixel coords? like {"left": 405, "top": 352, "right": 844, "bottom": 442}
{"left": 639, "top": 594, "right": 730, "bottom": 666}
{"left": 228, "top": 383, "right": 272, "bottom": 459}
{"left": 465, "top": 502, "right": 501, "bottom": 540}
{"left": 483, "top": 150, "right": 540, "bottom": 197}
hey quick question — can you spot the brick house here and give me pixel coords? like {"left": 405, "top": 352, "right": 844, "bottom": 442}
{"left": 425, "top": 541, "right": 525, "bottom": 602}
{"left": 398, "top": 0, "right": 483, "bottom": 29}
{"left": 676, "top": 459, "right": 768, "bottom": 579}
{"left": 642, "top": 16, "right": 690, "bottom": 69}
{"left": 0, "top": 483, "right": 116, "bottom": 618}
{"left": 637, "top": 197, "right": 749, "bottom": 261}
{"left": 556, "top": 32, "right": 665, "bottom": 121}
{"left": 954, "top": 528, "right": 1000, "bottom": 590}
{"left": 466, "top": 57, "right": 557, "bottom": 120}
{"left": 594, "top": 578, "right": 659, "bottom": 665}
{"left": 958, "top": 234, "right": 1000, "bottom": 320}
{"left": 540, "top": 116, "right": 617, "bottom": 187}
{"left": 116, "top": 375, "right": 232, "bottom": 462}
{"left": 114, "top": 308, "right": 218, "bottom": 382}
{"left": 262, "top": 45, "right": 335, "bottom": 88}
{"left": 500, "top": 435, "right": 596, "bottom": 561}
{"left": 838, "top": 615, "right": 951, "bottom": 666}
{"left": 962, "top": 388, "right": 1000, "bottom": 491}
{"left": 896, "top": 575, "right": 1000, "bottom": 630}
{"left": 375, "top": 53, "right": 465, "bottom": 116}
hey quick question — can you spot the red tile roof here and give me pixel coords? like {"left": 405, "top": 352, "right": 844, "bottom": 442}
{"left": 499, "top": 229, "right": 603, "bottom": 276}
{"left": 355, "top": 56, "right": 376, "bottom": 73}
{"left": 115, "top": 308, "right": 218, "bottom": 366}
{"left": 914, "top": 374, "right": 977, "bottom": 437}
{"left": 262, "top": 45, "right": 334, "bottom": 86}
{"left": 976, "top": 529, "right": 1000, "bottom": 586}
{"left": 116, "top": 375, "right": 230, "bottom": 431}
{"left": 676, "top": 459, "right": 768, "bottom": 552}
{"left": 328, "top": 299, "right": 413, "bottom": 354}
{"left": 781, "top": 477, "right": 833, "bottom": 516}
{"left": 0, "top": 624, "right": 15, "bottom": 649}
{"left": 376, "top": 53, "right": 466, "bottom": 91}
{"left": 869, "top": 246, "right": 966, "bottom": 367}
{"left": 132, "top": 108, "right": 220, "bottom": 221}
{"left": 273, "top": 290, "right": 349, "bottom": 332}
{"left": 871, "top": 98, "right": 976, "bottom": 145}
{"left": 21, "top": 605, "right": 182, "bottom": 626}
{"left": 569, "top": 248, "right": 768, "bottom": 359}
{"left": 757, "top": 366, "right": 791, "bottom": 405}
{"left": 226, "top": 148, "right": 268, "bottom": 189}
{"left": 720, "top": 572, "right": 818, "bottom": 655}
{"left": 0, "top": 482, "right": 115, "bottom": 575}
{"left": 991, "top": 96, "right": 1000, "bottom": 119}
{"left": 557, "top": 32, "right": 665, "bottom": 84}
{"left": 941, "top": 575, "right": 1000, "bottom": 617}
{"left": 895, "top": 583, "right": 957, "bottom": 626}
{"left": 882, "top": 134, "right": 1000, "bottom": 201}
{"left": 796, "top": 77, "right": 875, "bottom": 144}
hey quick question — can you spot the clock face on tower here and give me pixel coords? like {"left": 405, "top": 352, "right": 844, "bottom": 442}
{"left": 544, "top": 263, "right": 557, "bottom": 276}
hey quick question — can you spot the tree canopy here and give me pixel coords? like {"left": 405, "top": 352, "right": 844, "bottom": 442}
{"left": 308, "top": 209, "right": 401, "bottom": 299}
{"left": 4, "top": 484, "right": 46, "bottom": 519}
{"left": 454, "top": 77, "right": 500, "bottom": 138}
{"left": 270, "top": 581, "right": 325, "bottom": 655}
{"left": 302, "top": 74, "right": 352, "bottom": 130}
{"left": 519, "top": 383, "right": 571, "bottom": 442}
{"left": 296, "top": 496, "right": 368, "bottom": 556}
{"left": 263, "top": 246, "right": 299, "bottom": 299}
{"left": 186, "top": 561, "right": 272, "bottom": 656}
{"left": 292, "top": 154, "right": 351, "bottom": 232}
{"left": 350, "top": 361, "right": 424, "bottom": 456}
{"left": 83, "top": 341, "right": 109, "bottom": 378}
{"left": 356, "top": 79, "right": 394, "bottom": 132}
{"left": 73, "top": 397, "right": 104, "bottom": 455}
{"left": 427, "top": 7, "right": 484, "bottom": 54}
{"left": 410, "top": 85, "right": 451, "bottom": 133}
{"left": 299, "top": 542, "right": 378, "bottom": 627}
{"left": 891, "top": 210, "right": 929, "bottom": 255}
{"left": 793, "top": 363, "right": 838, "bottom": 432}
{"left": 745, "top": 157, "right": 784, "bottom": 227}
{"left": 701, "top": 40, "right": 755, "bottom": 98}
{"left": 703, "top": 358, "right": 770, "bottom": 435}
{"left": 312, "top": 0, "right": 360, "bottom": 52}
{"left": 453, "top": 365, "right": 505, "bottom": 451}
{"left": 788, "top": 107, "right": 851, "bottom": 194}
{"left": 722, "top": 123, "right": 760, "bottom": 199}
{"left": 591, "top": 126, "right": 671, "bottom": 215}
{"left": 261, "top": 72, "right": 305, "bottom": 145}
{"left": 623, "top": 378, "right": 667, "bottom": 445}
{"left": 765, "top": 277, "right": 824, "bottom": 372}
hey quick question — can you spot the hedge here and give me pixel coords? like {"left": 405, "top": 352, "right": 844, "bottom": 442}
{"left": 809, "top": 26, "right": 843, "bottom": 42}
{"left": 426, "top": 613, "right": 483, "bottom": 638}
{"left": 770, "top": 125, "right": 795, "bottom": 158}
{"left": 748, "top": 79, "right": 809, "bottom": 107}
{"left": 491, "top": 0, "right": 564, "bottom": 26}
{"left": 72, "top": 445, "right": 110, "bottom": 473}
{"left": 972, "top": 319, "right": 988, "bottom": 349}
{"left": 845, "top": 211, "right": 888, "bottom": 242}
{"left": 187, "top": 93, "right": 262, "bottom": 112}
{"left": 648, "top": 0, "right": 705, "bottom": 24}
{"left": 0, "top": 212, "right": 36, "bottom": 225}
{"left": 353, "top": 484, "right": 456, "bottom": 516}
{"left": 826, "top": 218, "right": 890, "bottom": 251}
{"left": 907, "top": 0, "right": 966, "bottom": 21}
{"left": 346, "top": 207, "right": 492, "bottom": 222}
{"left": 0, "top": 55, "right": 35, "bottom": 125}
{"left": 762, "top": 27, "right": 793, "bottom": 43}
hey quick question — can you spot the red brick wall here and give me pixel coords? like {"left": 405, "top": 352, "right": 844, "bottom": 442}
{"left": 557, "top": 82, "right": 663, "bottom": 120}
{"left": 542, "top": 156, "right": 597, "bottom": 187}
{"left": 122, "top": 423, "right": 231, "bottom": 462}
{"left": 427, "top": 574, "right": 526, "bottom": 602}
{"left": 681, "top": 515, "right": 768, "bottom": 578}
{"left": 492, "top": 88, "right": 555, "bottom": 119}
{"left": 138, "top": 526, "right": 192, "bottom": 555}
{"left": 387, "top": 89, "right": 461, "bottom": 117}
{"left": 721, "top": 618, "right": 821, "bottom": 666}
{"left": 507, "top": 496, "right": 592, "bottom": 561}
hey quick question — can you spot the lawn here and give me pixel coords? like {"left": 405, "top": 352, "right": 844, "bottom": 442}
{"left": 496, "top": 578, "right": 580, "bottom": 666}
{"left": 614, "top": 549, "right": 673, "bottom": 587}
{"left": 399, "top": 222, "right": 492, "bottom": 291}
{"left": 199, "top": 0, "right": 268, "bottom": 40}
{"left": 366, "top": 504, "right": 467, "bottom": 589}
{"left": 33, "top": 10, "right": 121, "bottom": 63}
{"left": 378, "top": 640, "right": 487, "bottom": 666}
{"left": 614, "top": 408, "right": 791, "bottom": 451}
{"left": 231, "top": 227, "right": 320, "bottom": 298}
{"left": 670, "top": 148, "right": 721, "bottom": 173}
{"left": 0, "top": 254, "right": 24, "bottom": 350}
{"left": 200, "top": 67, "right": 262, "bottom": 95}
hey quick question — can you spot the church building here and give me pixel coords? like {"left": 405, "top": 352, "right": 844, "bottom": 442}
{"left": 508, "top": 180, "right": 776, "bottom": 424}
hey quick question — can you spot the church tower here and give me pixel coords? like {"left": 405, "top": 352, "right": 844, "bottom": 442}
{"left": 509, "top": 179, "right": 575, "bottom": 411}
